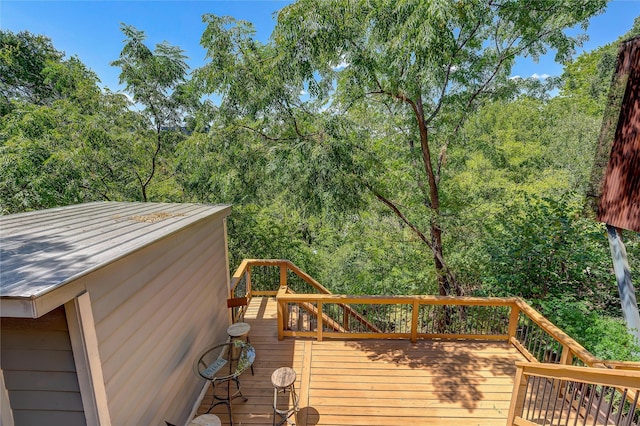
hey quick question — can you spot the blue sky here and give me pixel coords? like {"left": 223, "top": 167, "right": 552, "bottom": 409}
{"left": 1, "top": 0, "right": 639, "bottom": 92}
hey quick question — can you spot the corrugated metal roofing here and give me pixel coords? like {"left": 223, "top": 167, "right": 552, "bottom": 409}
{"left": 0, "top": 202, "right": 230, "bottom": 299}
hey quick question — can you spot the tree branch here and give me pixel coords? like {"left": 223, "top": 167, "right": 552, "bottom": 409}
{"left": 237, "top": 124, "right": 316, "bottom": 142}
{"left": 426, "top": 16, "right": 485, "bottom": 126}
{"left": 368, "top": 186, "right": 450, "bottom": 268}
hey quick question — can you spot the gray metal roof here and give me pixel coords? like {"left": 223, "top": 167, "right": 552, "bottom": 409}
{"left": 1, "top": 202, "right": 231, "bottom": 300}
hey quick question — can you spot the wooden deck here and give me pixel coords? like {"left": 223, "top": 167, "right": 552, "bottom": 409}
{"left": 197, "top": 297, "right": 526, "bottom": 425}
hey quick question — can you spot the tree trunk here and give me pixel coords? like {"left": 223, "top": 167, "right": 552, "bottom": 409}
{"left": 431, "top": 222, "right": 451, "bottom": 295}
{"left": 415, "top": 96, "right": 456, "bottom": 295}
{"left": 383, "top": 92, "right": 458, "bottom": 295}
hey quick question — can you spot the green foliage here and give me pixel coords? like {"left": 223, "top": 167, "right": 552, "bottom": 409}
{"left": 0, "top": 30, "right": 64, "bottom": 113}
{"left": 227, "top": 202, "right": 317, "bottom": 273}
{"left": 313, "top": 208, "right": 438, "bottom": 295}
{"left": 481, "top": 194, "right": 612, "bottom": 300}
{"left": 561, "top": 16, "right": 640, "bottom": 114}
{"left": 0, "top": 100, "right": 91, "bottom": 213}
{"left": 538, "top": 296, "right": 640, "bottom": 361}
{"left": 441, "top": 92, "right": 603, "bottom": 297}
{"left": 111, "top": 24, "right": 191, "bottom": 201}
{"left": 0, "top": 27, "right": 189, "bottom": 213}
{"left": 112, "top": 24, "right": 190, "bottom": 127}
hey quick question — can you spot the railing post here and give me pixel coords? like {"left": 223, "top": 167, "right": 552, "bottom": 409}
{"left": 246, "top": 266, "right": 252, "bottom": 298}
{"left": 277, "top": 297, "right": 284, "bottom": 341}
{"left": 560, "top": 345, "right": 573, "bottom": 365}
{"left": 276, "top": 286, "right": 288, "bottom": 341}
{"left": 411, "top": 300, "right": 420, "bottom": 343}
{"left": 317, "top": 301, "right": 323, "bottom": 342}
{"left": 508, "top": 303, "right": 520, "bottom": 343}
{"left": 343, "top": 305, "right": 349, "bottom": 331}
{"left": 279, "top": 262, "right": 287, "bottom": 288}
{"left": 506, "top": 364, "right": 528, "bottom": 425}
{"left": 557, "top": 345, "right": 573, "bottom": 398}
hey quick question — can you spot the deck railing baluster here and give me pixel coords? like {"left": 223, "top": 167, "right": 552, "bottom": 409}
{"left": 573, "top": 382, "right": 587, "bottom": 426}
{"left": 532, "top": 375, "right": 545, "bottom": 422}
{"left": 541, "top": 377, "right": 556, "bottom": 424}
{"left": 592, "top": 385, "right": 607, "bottom": 426}
{"left": 526, "top": 375, "right": 538, "bottom": 419}
{"left": 627, "top": 391, "right": 639, "bottom": 425}
{"left": 561, "top": 381, "right": 578, "bottom": 426}
{"left": 548, "top": 378, "right": 564, "bottom": 425}
{"left": 602, "top": 386, "right": 616, "bottom": 425}
{"left": 614, "top": 390, "right": 629, "bottom": 424}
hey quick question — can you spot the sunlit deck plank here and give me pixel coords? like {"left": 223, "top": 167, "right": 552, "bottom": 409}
{"left": 197, "top": 297, "right": 525, "bottom": 425}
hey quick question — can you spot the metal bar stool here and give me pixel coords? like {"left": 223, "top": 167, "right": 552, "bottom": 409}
{"left": 167, "top": 414, "right": 221, "bottom": 426}
{"left": 227, "top": 297, "right": 254, "bottom": 375}
{"left": 189, "top": 414, "right": 222, "bottom": 426}
{"left": 271, "top": 367, "right": 299, "bottom": 425}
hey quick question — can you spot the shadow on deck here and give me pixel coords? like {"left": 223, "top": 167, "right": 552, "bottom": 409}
{"left": 197, "top": 297, "right": 524, "bottom": 426}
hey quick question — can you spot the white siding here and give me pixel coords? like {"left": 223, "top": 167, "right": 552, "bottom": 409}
{"left": 80, "top": 212, "right": 230, "bottom": 425}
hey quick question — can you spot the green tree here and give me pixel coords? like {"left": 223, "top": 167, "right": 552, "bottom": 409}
{"left": 198, "top": 0, "right": 607, "bottom": 295}
{"left": 561, "top": 16, "right": 640, "bottom": 115}
{"left": 0, "top": 31, "right": 64, "bottom": 114}
{"left": 0, "top": 100, "right": 92, "bottom": 212}
{"left": 0, "top": 27, "right": 188, "bottom": 213}
{"left": 111, "top": 24, "right": 193, "bottom": 201}
{"left": 0, "top": 31, "right": 110, "bottom": 212}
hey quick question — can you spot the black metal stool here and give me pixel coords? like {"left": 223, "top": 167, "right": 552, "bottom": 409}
{"left": 227, "top": 323, "right": 254, "bottom": 375}
{"left": 188, "top": 414, "right": 222, "bottom": 426}
{"left": 271, "top": 367, "right": 299, "bottom": 425}
{"left": 227, "top": 298, "right": 255, "bottom": 376}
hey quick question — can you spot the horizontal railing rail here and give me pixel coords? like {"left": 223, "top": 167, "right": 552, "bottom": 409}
{"left": 507, "top": 362, "right": 640, "bottom": 425}
{"left": 277, "top": 292, "right": 517, "bottom": 342}
{"left": 511, "top": 299, "right": 603, "bottom": 368}
{"left": 604, "top": 361, "right": 640, "bottom": 371}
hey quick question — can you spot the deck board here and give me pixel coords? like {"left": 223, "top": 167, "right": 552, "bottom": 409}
{"left": 197, "top": 297, "right": 525, "bottom": 425}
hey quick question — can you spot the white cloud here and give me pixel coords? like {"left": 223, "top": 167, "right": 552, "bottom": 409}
{"left": 331, "top": 55, "right": 349, "bottom": 71}
{"left": 332, "top": 60, "right": 349, "bottom": 71}
{"left": 300, "top": 89, "right": 308, "bottom": 96}
{"left": 115, "top": 91, "right": 144, "bottom": 111}
{"left": 530, "top": 73, "right": 550, "bottom": 80}
{"left": 509, "top": 75, "right": 522, "bottom": 80}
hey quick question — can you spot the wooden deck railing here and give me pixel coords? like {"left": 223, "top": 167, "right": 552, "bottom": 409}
{"left": 510, "top": 299, "right": 603, "bottom": 368}
{"left": 229, "top": 259, "right": 640, "bottom": 425}
{"left": 229, "top": 260, "right": 601, "bottom": 363}
{"left": 507, "top": 362, "right": 640, "bottom": 425}
{"left": 230, "top": 259, "right": 329, "bottom": 298}
{"left": 230, "top": 259, "right": 381, "bottom": 334}
{"left": 277, "top": 291, "right": 516, "bottom": 341}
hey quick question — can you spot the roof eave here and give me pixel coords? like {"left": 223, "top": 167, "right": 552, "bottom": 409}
{"left": 1, "top": 297, "right": 37, "bottom": 318}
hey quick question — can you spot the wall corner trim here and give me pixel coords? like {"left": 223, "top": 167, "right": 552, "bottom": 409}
{"left": 66, "top": 293, "right": 112, "bottom": 426}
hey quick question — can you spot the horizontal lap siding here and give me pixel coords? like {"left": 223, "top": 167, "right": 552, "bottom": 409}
{"left": 1, "top": 306, "right": 86, "bottom": 425}
{"left": 85, "top": 215, "right": 230, "bottom": 426}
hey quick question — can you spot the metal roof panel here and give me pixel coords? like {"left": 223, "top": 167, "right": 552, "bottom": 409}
{"left": 0, "top": 202, "right": 231, "bottom": 299}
